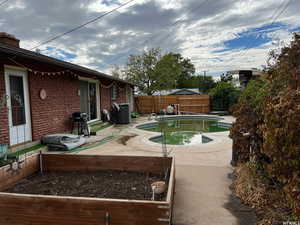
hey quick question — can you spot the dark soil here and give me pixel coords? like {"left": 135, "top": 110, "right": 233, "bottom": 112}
{"left": 5, "top": 170, "right": 168, "bottom": 201}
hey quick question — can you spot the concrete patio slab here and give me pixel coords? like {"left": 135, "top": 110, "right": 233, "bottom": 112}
{"left": 173, "top": 165, "right": 237, "bottom": 225}
{"left": 74, "top": 115, "right": 255, "bottom": 225}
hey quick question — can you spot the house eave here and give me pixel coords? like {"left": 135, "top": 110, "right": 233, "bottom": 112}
{"left": 0, "top": 43, "right": 135, "bottom": 86}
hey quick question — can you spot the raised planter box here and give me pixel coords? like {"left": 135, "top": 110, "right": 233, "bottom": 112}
{"left": 0, "top": 153, "right": 175, "bottom": 225}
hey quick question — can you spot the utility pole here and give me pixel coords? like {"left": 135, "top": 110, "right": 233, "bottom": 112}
{"left": 203, "top": 70, "right": 208, "bottom": 93}
{"left": 199, "top": 70, "right": 207, "bottom": 94}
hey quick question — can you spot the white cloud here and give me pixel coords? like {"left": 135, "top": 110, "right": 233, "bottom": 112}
{"left": 0, "top": 0, "right": 299, "bottom": 75}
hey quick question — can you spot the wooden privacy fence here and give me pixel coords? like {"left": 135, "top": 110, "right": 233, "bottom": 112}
{"left": 135, "top": 94, "right": 210, "bottom": 114}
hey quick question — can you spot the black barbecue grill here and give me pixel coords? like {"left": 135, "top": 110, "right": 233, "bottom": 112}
{"left": 71, "top": 112, "right": 89, "bottom": 136}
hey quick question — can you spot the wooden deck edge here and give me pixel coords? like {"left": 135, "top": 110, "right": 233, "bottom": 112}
{"left": 166, "top": 156, "right": 175, "bottom": 203}
{"left": 0, "top": 192, "right": 170, "bottom": 204}
{"left": 0, "top": 153, "right": 40, "bottom": 191}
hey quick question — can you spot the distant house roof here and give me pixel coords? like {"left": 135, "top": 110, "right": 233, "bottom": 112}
{"left": 169, "top": 88, "right": 200, "bottom": 95}
{"left": 0, "top": 42, "right": 134, "bottom": 86}
{"left": 147, "top": 88, "right": 201, "bottom": 96}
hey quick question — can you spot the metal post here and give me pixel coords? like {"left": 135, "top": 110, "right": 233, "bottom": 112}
{"left": 39, "top": 150, "right": 43, "bottom": 174}
{"left": 105, "top": 212, "right": 110, "bottom": 225}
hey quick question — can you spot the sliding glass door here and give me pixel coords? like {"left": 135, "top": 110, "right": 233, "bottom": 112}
{"left": 89, "top": 83, "right": 97, "bottom": 120}
{"left": 79, "top": 80, "right": 99, "bottom": 121}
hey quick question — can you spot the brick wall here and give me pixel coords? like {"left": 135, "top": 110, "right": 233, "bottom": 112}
{"left": 100, "top": 85, "right": 111, "bottom": 111}
{"left": 100, "top": 83, "right": 128, "bottom": 111}
{"left": 1, "top": 58, "right": 129, "bottom": 145}
{"left": 116, "top": 85, "right": 127, "bottom": 103}
{"left": 28, "top": 73, "right": 80, "bottom": 141}
{"left": 0, "top": 64, "right": 9, "bottom": 145}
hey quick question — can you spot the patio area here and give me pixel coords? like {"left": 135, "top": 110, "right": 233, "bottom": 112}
{"left": 72, "top": 115, "right": 256, "bottom": 225}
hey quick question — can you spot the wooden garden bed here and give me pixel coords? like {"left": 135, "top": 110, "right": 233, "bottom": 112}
{"left": 0, "top": 154, "right": 175, "bottom": 225}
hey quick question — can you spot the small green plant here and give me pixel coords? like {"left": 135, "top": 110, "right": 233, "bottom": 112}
{"left": 131, "top": 112, "right": 139, "bottom": 118}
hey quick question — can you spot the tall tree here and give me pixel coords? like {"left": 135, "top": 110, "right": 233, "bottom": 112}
{"left": 153, "top": 53, "right": 182, "bottom": 91}
{"left": 177, "top": 76, "right": 199, "bottom": 88}
{"left": 124, "top": 49, "right": 189, "bottom": 95}
{"left": 164, "top": 53, "right": 196, "bottom": 88}
{"left": 176, "top": 75, "right": 216, "bottom": 93}
{"left": 125, "top": 48, "right": 161, "bottom": 95}
{"left": 198, "top": 76, "right": 216, "bottom": 94}
{"left": 169, "top": 53, "right": 195, "bottom": 85}
{"left": 110, "top": 65, "right": 123, "bottom": 79}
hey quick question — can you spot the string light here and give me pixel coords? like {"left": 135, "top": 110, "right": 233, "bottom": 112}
{"left": 8, "top": 57, "right": 78, "bottom": 78}
{"left": 100, "top": 81, "right": 126, "bottom": 90}
{"left": 7, "top": 57, "right": 129, "bottom": 89}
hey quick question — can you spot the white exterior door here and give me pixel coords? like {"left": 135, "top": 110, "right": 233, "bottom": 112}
{"left": 5, "top": 68, "right": 32, "bottom": 145}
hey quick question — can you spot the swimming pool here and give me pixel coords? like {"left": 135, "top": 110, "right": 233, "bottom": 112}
{"left": 149, "top": 131, "right": 213, "bottom": 145}
{"left": 136, "top": 116, "right": 231, "bottom": 145}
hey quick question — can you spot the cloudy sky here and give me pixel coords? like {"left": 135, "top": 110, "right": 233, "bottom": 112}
{"left": 1, "top": 0, "right": 299, "bottom": 77}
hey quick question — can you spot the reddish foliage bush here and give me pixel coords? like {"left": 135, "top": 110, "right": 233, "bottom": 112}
{"left": 231, "top": 34, "right": 300, "bottom": 216}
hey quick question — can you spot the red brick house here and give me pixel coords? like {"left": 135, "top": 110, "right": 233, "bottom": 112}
{"left": 0, "top": 33, "right": 134, "bottom": 147}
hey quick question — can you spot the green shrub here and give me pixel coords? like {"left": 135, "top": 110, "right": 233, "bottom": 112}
{"left": 230, "top": 78, "right": 267, "bottom": 164}
{"left": 209, "top": 81, "right": 240, "bottom": 111}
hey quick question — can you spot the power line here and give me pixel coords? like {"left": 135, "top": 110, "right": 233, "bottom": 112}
{"left": 254, "top": 0, "right": 292, "bottom": 41}
{"left": 154, "top": 0, "right": 293, "bottom": 72}
{"left": 30, "top": 0, "right": 135, "bottom": 50}
{"left": 250, "top": 0, "right": 291, "bottom": 40}
{"left": 268, "top": 0, "right": 286, "bottom": 24}
{"left": 172, "top": 0, "right": 292, "bottom": 65}
{"left": 170, "top": 0, "right": 292, "bottom": 69}
{"left": 149, "top": 0, "right": 210, "bottom": 47}
{"left": 178, "top": 0, "right": 293, "bottom": 73}
{"left": 109, "top": 0, "right": 210, "bottom": 64}
{"left": 0, "top": 0, "right": 10, "bottom": 7}
{"left": 270, "top": 0, "right": 292, "bottom": 26}
{"left": 234, "top": 0, "right": 292, "bottom": 64}
{"left": 139, "top": 0, "right": 211, "bottom": 50}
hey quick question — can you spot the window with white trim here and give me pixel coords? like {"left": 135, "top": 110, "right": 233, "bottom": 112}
{"left": 111, "top": 84, "right": 117, "bottom": 100}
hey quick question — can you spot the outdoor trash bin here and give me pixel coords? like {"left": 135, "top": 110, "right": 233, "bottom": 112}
{"left": 118, "top": 103, "right": 130, "bottom": 124}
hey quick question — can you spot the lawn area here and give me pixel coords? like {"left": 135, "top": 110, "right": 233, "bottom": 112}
{"left": 8, "top": 144, "right": 45, "bottom": 157}
{"left": 0, "top": 144, "right": 45, "bottom": 167}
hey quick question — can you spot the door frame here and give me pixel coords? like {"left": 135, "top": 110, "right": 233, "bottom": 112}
{"left": 4, "top": 66, "right": 32, "bottom": 146}
{"left": 78, "top": 77, "right": 101, "bottom": 123}
{"left": 126, "top": 85, "right": 134, "bottom": 112}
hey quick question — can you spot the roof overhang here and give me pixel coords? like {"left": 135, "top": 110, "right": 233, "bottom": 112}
{"left": 0, "top": 43, "right": 135, "bottom": 86}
